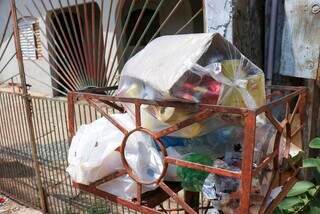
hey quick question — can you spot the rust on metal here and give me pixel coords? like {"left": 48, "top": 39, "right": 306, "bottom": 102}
{"left": 67, "top": 85, "right": 307, "bottom": 213}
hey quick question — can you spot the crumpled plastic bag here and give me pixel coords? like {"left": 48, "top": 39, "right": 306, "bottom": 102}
{"left": 117, "top": 33, "right": 266, "bottom": 138}
{"left": 67, "top": 113, "right": 163, "bottom": 199}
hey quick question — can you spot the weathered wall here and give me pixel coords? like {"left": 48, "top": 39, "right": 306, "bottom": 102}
{"left": 280, "top": 0, "right": 320, "bottom": 80}
{"left": 204, "top": 0, "right": 233, "bottom": 41}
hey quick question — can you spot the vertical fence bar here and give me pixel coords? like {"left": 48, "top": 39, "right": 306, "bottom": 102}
{"left": 9, "top": 0, "right": 47, "bottom": 212}
{"left": 239, "top": 111, "right": 256, "bottom": 213}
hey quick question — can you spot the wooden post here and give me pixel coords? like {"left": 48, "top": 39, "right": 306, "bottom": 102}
{"left": 10, "top": 0, "right": 47, "bottom": 212}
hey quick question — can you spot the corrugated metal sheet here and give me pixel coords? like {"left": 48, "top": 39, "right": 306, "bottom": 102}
{"left": 280, "top": 0, "right": 320, "bottom": 79}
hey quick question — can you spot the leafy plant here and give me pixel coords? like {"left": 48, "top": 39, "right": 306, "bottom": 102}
{"left": 274, "top": 138, "right": 320, "bottom": 213}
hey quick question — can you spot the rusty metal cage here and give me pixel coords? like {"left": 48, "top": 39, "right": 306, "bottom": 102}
{"left": 67, "top": 85, "right": 307, "bottom": 214}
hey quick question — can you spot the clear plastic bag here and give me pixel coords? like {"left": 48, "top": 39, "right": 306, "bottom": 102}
{"left": 117, "top": 33, "right": 266, "bottom": 138}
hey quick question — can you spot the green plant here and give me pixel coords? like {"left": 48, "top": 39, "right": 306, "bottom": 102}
{"left": 274, "top": 138, "right": 320, "bottom": 213}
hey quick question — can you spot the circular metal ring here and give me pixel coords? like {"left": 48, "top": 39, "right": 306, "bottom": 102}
{"left": 120, "top": 128, "right": 168, "bottom": 185}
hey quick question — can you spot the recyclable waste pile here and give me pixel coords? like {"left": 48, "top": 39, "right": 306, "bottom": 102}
{"left": 67, "top": 33, "right": 276, "bottom": 211}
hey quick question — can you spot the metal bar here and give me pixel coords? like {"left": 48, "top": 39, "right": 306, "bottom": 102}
{"left": 106, "top": 0, "right": 136, "bottom": 86}
{"left": 154, "top": 109, "right": 215, "bottom": 139}
{"left": 40, "top": 98, "right": 62, "bottom": 213}
{"left": 26, "top": 74, "right": 67, "bottom": 96}
{"left": 95, "top": 0, "right": 105, "bottom": 86}
{"left": 66, "top": 0, "right": 89, "bottom": 85}
{"left": 46, "top": 0, "right": 84, "bottom": 86}
{"left": 0, "top": 94, "right": 19, "bottom": 198}
{"left": 0, "top": 73, "right": 19, "bottom": 85}
{"left": 135, "top": 103, "right": 141, "bottom": 127}
{"left": 57, "top": 0, "right": 87, "bottom": 85}
{"left": 31, "top": 0, "right": 81, "bottom": 88}
{"left": 75, "top": 92, "right": 248, "bottom": 114}
{"left": 85, "top": 98, "right": 129, "bottom": 134}
{"left": 108, "top": 0, "right": 150, "bottom": 86}
{"left": 0, "top": 10, "right": 11, "bottom": 49}
{"left": 73, "top": 182, "right": 162, "bottom": 214}
{"left": 289, "top": 95, "right": 302, "bottom": 124}
{"left": 90, "top": 169, "right": 127, "bottom": 187}
{"left": 175, "top": 8, "right": 203, "bottom": 35}
{"left": 253, "top": 151, "right": 278, "bottom": 177}
{"left": 165, "top": 157, "right": 241, "bottom": 179}
{"left": 0, "top": 53, "right": 16, "bottom": 74}
{"left": 74, "top": 0, "right": 91, "bottom": 85}
{"left": 291, "top": 125, "right": 304, "bottom": 138}
{"left": 91, "top": 0, "right": 96, "bottom": 83}
{"left": 23, "top": 4, "right": 79, "bottom": 90}
{"left": 98, "top": 0, "right": 114, "bottom": 86}
{"left": 46, "top": 0, "right": 84, "bottom": 85}
{"left": 265, "top": 109, "right": 283, "bottom": 132}
{"left": 256, "top": 87, "right": 306, "bottom": 114}
{"left": 0, "top": 33, "right": 13, "bottom": 63}
{"left": 149, "top": 0, "right": 184, "bottom": 42}
{"left": 129, "top": 0, "right": 165, "bottom": 58}
{"left": 83, "top": 0, "right": 93, "bottom": 82}
{"left": 239, "top": 111, "right": 256, "bottom": 213}
{"left": 67, "top": 92, "right": 76, "bottom": 140}
{"left": 136, "top": 183, "right": 142, "bottom": 205}
{"left": 10, "top": 0, "right": 47, "bottom": 212}
{"left": 159, "top": 181, "right": 196, "bottom": 214}
{"left": 102, "top": 0, "right": 123, "bottom": 87}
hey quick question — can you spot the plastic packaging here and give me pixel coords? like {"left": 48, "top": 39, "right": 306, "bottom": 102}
{"left": 67, "top": 113, "right": 163, "bottom": 199}
{"left": 176, "top": 153, "right": 214, "bottom": 192}
{"left": 118, "top": 33, "right": 266, "bottom": 138}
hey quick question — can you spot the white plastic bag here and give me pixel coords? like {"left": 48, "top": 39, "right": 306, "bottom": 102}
{"left": 67, "top": 113, "right": 164, "bottom": 199}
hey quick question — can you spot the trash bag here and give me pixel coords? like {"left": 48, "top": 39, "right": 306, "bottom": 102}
{"left": 67, "top": 113, "right": 163, "bottom": 199}
{"left": 117, "top": 33, "right": 266, "bottom": 138}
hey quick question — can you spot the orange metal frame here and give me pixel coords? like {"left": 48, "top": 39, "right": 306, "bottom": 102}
{"left": 67, "top": 85, "right": 307, "bottom": 214}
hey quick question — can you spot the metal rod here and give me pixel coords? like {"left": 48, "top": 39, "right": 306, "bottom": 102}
{"left": 129, "top": 0, "right": 165, "bottom": 58}
{"left": 98, "top": 0, "right": 114, "bottom": 86}
{"left": 175, "top": 8, "right": 203, "bottom": 35}
{"left": 83, "top": 0, "right": 93, "bottom": 82}
{"left": 0, "top": 33, "right": 14, "bottom": 63}
{"left": 108, "top": 0, "right": 150, "bottom": 86}
{"left": 66, "top": 0, "right": 89, "bottom": 85}
{"left": 26, "top": 74, "right": 67, "bottom": 96}
{"left": 91, "top": 0, "right": 96, "bottom": 83}
{"left": 159, "top": 181, "right": 196, "bottom": 214}
{"left": 10, "top": 0, "right": 47, "bottom": 211}
{"left": 95, "top": 0, "right": 105, "bottom": 86}
{"left": 74, "top": 0, "right": 91, "bottom": 85}
{"left": 32, "top": 0, "right": 81, "bottom": 88}
{"left": 0, "top": 10, "right": 12, "bottom": 49}
{"left": 0, "top": 73, "right": 19, "bottom": 85}
{"left": 149, "top": 0, "right": 184, "bottom": 42}
{"left": 0, "top": 52, "right": 16, "bottom": 74}
{"left": 239, "top": 111, "right": 256, "bottom": 213}
{"left": 46, "top": 0, "right": 85, "bottom": 86}
{"left": 106, "top": 0, "right": 137, "bottom": 85}
{"left": 57, "top": 0, "right": 88, "bottom": 86}
{"left": 24, "top": 3, "right": 79, "bottom": 90}
{"left": 16, "top": 9, "right": 75, "bottom": 91}
{"left": 103, "top": 0, "right": 125, "bottom": 86}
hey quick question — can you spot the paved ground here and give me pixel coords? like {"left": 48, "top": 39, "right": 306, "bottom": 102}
{"left": 0, "top": 194, "right": 41, "bottom": 214}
